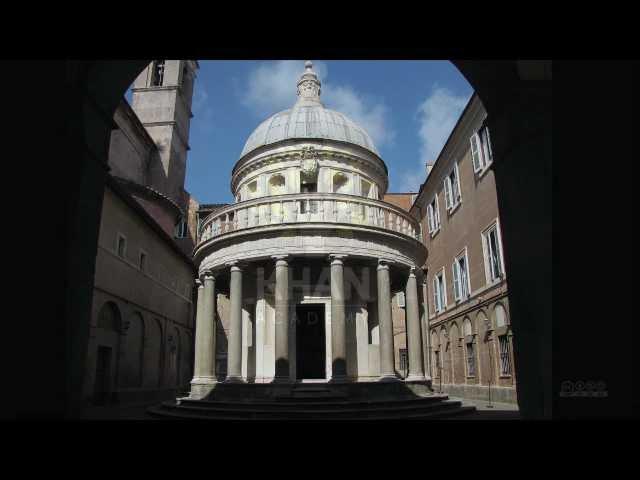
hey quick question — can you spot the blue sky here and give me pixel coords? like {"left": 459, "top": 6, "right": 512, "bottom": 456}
{"left": 132, "top": 60, "right": 474, "bottom": 205}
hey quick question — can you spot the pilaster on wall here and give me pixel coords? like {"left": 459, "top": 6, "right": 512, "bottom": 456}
{"left": 486, "top": 84, "right": 552, "bottom": 419}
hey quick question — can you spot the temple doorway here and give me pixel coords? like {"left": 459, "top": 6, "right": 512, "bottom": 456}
{"left": 295, "top": 304, "right": 326, "bottom": 380}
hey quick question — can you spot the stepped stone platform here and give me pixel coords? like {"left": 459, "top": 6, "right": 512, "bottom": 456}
{"left": 147, "top": 381, "right": 477, "bottom": 421}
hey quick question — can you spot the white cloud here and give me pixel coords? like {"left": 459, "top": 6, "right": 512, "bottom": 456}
{"left": 323, "top": 85, "right": 395, "bottom": 149}
{"left": 241, "top": 60, "right": 394, "bottom": 150}
{"left": 399, "top": 86, "right": 470, "bottom": 192}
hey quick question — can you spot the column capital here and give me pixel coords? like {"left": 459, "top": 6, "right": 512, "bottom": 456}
{"left": 272, "top": 254, "right": 290, "bottom": 265}
{"left": 377, "top": 258, "right": 392, "bottom": 270}
{"left": 195, "top": 278, "right": 203, "bottom": 288}
{"left": 409, "top": 266, "right": 417, "bottom": 278}
{"left": 329, "top": 254, "right": 347, "bottom": 265}
{"left": 203, "top": 270, "right": 215, "bottom": 281}
{"left": 226, "top": 261, "right": 243, "bottom": 272}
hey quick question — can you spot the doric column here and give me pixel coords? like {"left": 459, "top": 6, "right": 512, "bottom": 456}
{"left": 190, "top": 273, "right": 217, "bottom": 398}
{"left": 273, "top": 255, "right": 290, "bottom": 382}
{"left": 405, "top": 266, "right": 425, "bottom": 381}
{"left": 330, "top": 254, "right": 348, "bottom": 381}
{"left": 421, "top": 271, "right": 432, "bottom": 380}
{"left": 377, "top": 259, "right": 398, "bottom": 380}
{"left": 226, "top": 262, "right": 244, "bottom": 383}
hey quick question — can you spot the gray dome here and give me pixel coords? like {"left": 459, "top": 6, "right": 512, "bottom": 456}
{"left": 240, "top": 104, "right": 379, "bottom": 158}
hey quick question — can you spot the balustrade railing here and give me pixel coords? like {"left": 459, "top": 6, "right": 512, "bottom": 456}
{"left": 197, "top": 193, "right": 422, "bottom": 245}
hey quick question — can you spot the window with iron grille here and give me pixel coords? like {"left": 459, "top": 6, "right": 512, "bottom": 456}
{"left": 399, "top": 348, "right": 408, "bottom": 372}
{"left": 466, "top": 342, "right": 476, "bottom": 377}
{"left": 499, "top": 335, "right": 512, "bottom": 376}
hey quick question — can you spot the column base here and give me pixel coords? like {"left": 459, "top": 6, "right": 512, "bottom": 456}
{"left": 405, "top": 373, "right": 426, "bottom": 382}
{"left": 329, "top": 375, "right": 349, "bottom": 384}
{"left": 378, "top": 374, "right": 401, "bottom": 382}
{"left": 224, "top": 375, "right": 246, "bottom": 384}
{"left": 272, "top": 376, "right": 293, "bottom": 384}
{"left": 189, "top": 377, "right": 218, "bottom": 400}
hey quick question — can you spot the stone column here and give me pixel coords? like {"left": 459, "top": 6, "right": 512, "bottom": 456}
{"left": 226, "top": 262, "right": 244, "bottom": 383}
{"left": 273, "top": 255, "right": 290, "bottom": 382}
{"left": 421, "top": 272, "right": 432, "bottom": 380}
{"left": 377, "top": 259, "right": 398, "bottom": 380}
{"left": 191, "top": 274, "right": 218, "bottom": 393}
{"left": 330, "top": 254, "right": 348, "bottom": 381}
{"left": 405, "top": 266, "right": 425, "bottom": 381}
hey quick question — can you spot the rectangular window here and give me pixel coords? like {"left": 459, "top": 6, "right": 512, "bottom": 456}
{"left": 470, "top": 132, "right": 483, "bottom": 173}
{"left": 117, "top": 234, "right": 126, "bottom": 258}
{"left": 432, "top": 269, "right": 446, "bottom": 313}
{"left": 499, "top": 335, "right": 512, "bottom": 376}
{"left": 444, "top": 164, "right": 461, "bottom": 211}
{"left": 481, "top": 125, "right": 493, "bottom": 166}
{"left": 453, "top": 251, "right": 470, "bottom": 301}
{"left": 466, "top": 342, "right": 476, "bottom": 377}
{"left": 139, "top": 251, "right": 147, "bottom": 272}
{"left": 470, "top": 125, "right": 493, "bottom": 174}
{"left": 483, "top": 222, "right": 505, "bottom": 282}
{"left": 427, "top": 195, "right": 440, "bottom": 234}
{"left": 175, "top": 219, "right": 188, "bottom": 239}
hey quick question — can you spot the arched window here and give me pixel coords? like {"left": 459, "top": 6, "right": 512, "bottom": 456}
{"left": 360, "top": 179, "right": 372, "bottom": 198}
{"left": 268, "top": 174, "right": 286, "bottom": 195}
{"left": 246, "top": 180, "right": 258, "bottom": 198}
{"left": 494, "top": 304, "right": 512, "bottom": 376}
{"left": 463, "top": 317, "right": 476, "bottom": 377}
{"left": 98, "top": 302, "right": 121, "bottom": 332}
{"left": 332, "top": 172, "right": 350, "bottom": 194}
{"left": 463, "top": 317, "right": 473, "bottom": 337}
{"left": 495, "top": 303, "right": 508, "bottom": 328}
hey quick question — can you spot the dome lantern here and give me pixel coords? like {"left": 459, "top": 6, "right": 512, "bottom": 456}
{"left": 296, "top": 60, "right": 322, "bottom": 106}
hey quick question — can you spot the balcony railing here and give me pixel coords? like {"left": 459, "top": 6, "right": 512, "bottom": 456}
{"left": 198, "top": 193, "right": 421, "bottom": 245}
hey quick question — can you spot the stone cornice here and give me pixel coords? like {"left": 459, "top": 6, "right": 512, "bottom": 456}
{"left": 140, "top": 120, "right": 191, "bottom": 151}
{"left": 194, "top": 222, "right": 426, "bottom": 271}
{"left": 231, "top": 140, "right": 389, "bottom": 192}
{"left": 106, "top": 175, "right": 195, "bottom": 269}
{"left": 428, "top": 281, "right": 509, "bottom": 328}
{"left": 115, "top": 176, "right": 185, "bottom": 218}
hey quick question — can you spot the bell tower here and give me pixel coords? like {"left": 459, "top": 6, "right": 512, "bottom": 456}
{"left": 130, "top": 60, "right": 199, "bottom": 209}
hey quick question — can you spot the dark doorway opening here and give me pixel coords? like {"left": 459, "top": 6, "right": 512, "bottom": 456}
{"left": 93, "top": 346, "right": 112, "bottom": 405}
{"left": 296, "top": 304, "right": 325, "bottom": 380}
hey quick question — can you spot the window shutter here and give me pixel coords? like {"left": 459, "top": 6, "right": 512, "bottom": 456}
{"left": 460, "top": 259, "right": 468, "bottom": 297}
{"left": 434, "top": 195, "right": 440, "bottom": 227}
{"left": 483, "top": 126, "right": 493, "bottom": 163}
{"left": 452, "top": 262, "right": 460, "bottom": 300}
{"left": 454, "top": 164, "right": 462, "bottom": 203}
{"left": 427, "top": 204, "right": 434, "bottom": 232}
{"left": 470, "top": 132, "right": 483, "bottom": 172}
{"left": 433, "top": 277, "right": 439, "bottom": 312}
{"left": 444, "top": 178, "right": 452, "bottom": 209}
